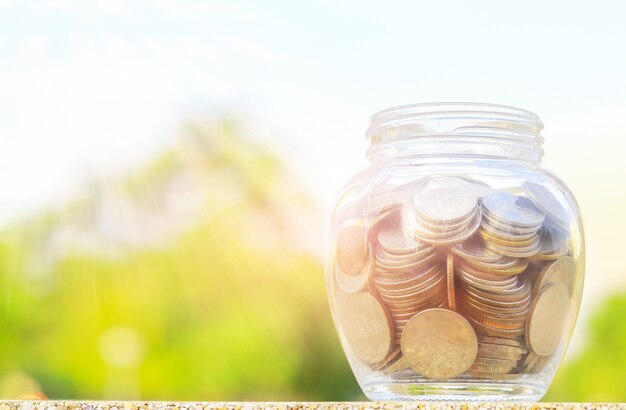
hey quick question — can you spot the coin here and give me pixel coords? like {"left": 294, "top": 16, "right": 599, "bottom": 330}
{"left": 523, "top": 181, "right": 570, "bottom": 227}
{"left": 479, "top": 228, "right": 540, "bottom": 248}
{"left": 533, "top": 256, "right": 575, "bottom": 295}
{"left": 378, "top": 215, "right": 421, "bottom": 254}
{"left": 477, "top": 335, "right": 525, "bottom": 348}
{"left": 405, "top": 203, "right": 482, "bottom": 246}
{"left": 384, "top": 354, "right": 409, "bottom": 374}
{"left": 371, "top": 348, "right": 402, "bottom": 371}
{"left": 481, "top": 218, "right": 539, "bottom": 240}
{"left": 411, "top": 210, "right": 482, "bottom": 246}
{"left": 534, "top": 222, "right": 569, "bottom": 260}
{"left": 482, "top": 193, "right": 545, "bottom": 227}
{"left": 482, "top": 212, "right": 541, "bottom": 235}
{"left": 520, "top": 351, "right": 551, "bottom": 373}
{"left": 467, "top": 316, "right": 526, "bottom": 338}
{"left": 476, "top": 342, "right": 527, "bottom": 355}
{"left": 451, "top": 237, "right": 502, "bottom": 263}
{"left": 338, "top": 292, "right": 393, "bottom": 364}
{"left": 470, "top": 363, "right": 516, "bottom": 374}
{"left": 526, "top": 283, "right": 570, "bottom": 356}
{"left": 447, "top": 253, "right": 456, "bottom": 311}
{"left": 467, "top": 370, "right": 521, "bottom": 380}
{"left": 473, "top": 356, "right": 519, "bottom": 367}
{"left": 414, "top": 177, "right": 478, "bottom": 223}
{"left": 401, "top": 308, "right": 477, "bottom": 379}
{"left": 336, "top": 263, "right": 370, "bottom": 294}
{"left": 484, "top": 239, "right": 541, "bottom": 259}
{"left": 336, "top": 223, "right": 369, "bottom": 276}
{"left": 477, "top": 345, "right": 524, "bottom": 360}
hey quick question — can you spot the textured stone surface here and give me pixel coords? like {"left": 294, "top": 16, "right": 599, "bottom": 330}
{"left": 0, "top": 402, "right": 624, "bottom": 410}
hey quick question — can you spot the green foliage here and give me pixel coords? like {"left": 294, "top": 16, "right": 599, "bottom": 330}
{"left": 0, "top": 118, "right": 360, "bottom": 400}
{"left": 546, "top": 292, "right": 626, "bottom": 402}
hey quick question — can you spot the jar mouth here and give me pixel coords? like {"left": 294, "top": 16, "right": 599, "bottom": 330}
{"left": 366, "top": 102, "right": 544, "bottom": 162}
{"left": 369, "top": 102, "right": 541, "bottom": 128}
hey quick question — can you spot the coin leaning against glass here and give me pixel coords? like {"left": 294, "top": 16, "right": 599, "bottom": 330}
{"left": 401, "top": 308, "right": 478, "bottom": 380}
{"left": 533, "top": 255, "right": 575, "bottom": 295}
{"left": 526, "top": 282, "right": 570, "bottom": 356}
{"left": 336, "top": 222, "right": 369, "bottom": 276}
{"left": 338, "top": 292, "right": 393, "bottom": 364}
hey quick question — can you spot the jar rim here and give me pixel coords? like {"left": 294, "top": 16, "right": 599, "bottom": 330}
{"left": 366, "top": 102, "right": 544, "bottom": 162}
{"left": 369, "top": 102, "right": 541, "bottom": 127}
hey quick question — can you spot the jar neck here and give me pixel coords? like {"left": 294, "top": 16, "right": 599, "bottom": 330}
{"left": 365, "top": 102, "right": 544, "bottom": 163}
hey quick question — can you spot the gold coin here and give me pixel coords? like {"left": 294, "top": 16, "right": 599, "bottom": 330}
{"left": 382, "top": 353, "right": 410, "bottom": 375}
{"left": 336, "top": 223, "right": 369, "bottom": 276}
{"left": 473, "top": 356, "right": 519, "bottom": 368}
{"left": 479, "top": 228, "right": 539, "bottom": 247}
{"left": 477, "top": 346, "right": 524, "bottom": 361}
{"left": 533, "top": 256, "right": 575, "bottom": 295}
{"left": 520, "top": 351, "right": 550, "bottom": 373}
{"left": 477, "top": 335, "right": 526, "bottom": 348}
{"left": 467, "top": 370, "right": 521, "bottom": 380}
{"left": 525, "top": 353, "right": 550, "bottom": 373}
{"left": 477, "top": 342, "right": 527, "bottom": 355}
{"left": 447, "top": 253, "right": 456, "bottom": 311}
{"left": 338, "top": 292, "right": 393, "bottom": 364}
{"left": 468, "top": 316, "right": 526, "bottom": 338}
{"left": 470, "top": 363, "right": 516, "bottom": 374}
{"left": 526, "top": 283, "right": 570, "bottom": 356}
{"left": 474, "top": 317, "right": 526, "bottom": 331}
{"left": 401, "top": 308, "right": 477, "bottom": 380}
{"left": 371, "top": 348, "right": 402, "bottom": 371}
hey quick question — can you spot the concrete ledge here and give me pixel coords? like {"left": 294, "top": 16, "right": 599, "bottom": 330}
{"left": 0, "top": 402, "right": 623, "bottom": 410}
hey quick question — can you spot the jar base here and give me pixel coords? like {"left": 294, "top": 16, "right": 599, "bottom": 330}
{"left": 362, "top": 377, "right": 547, "bottom": 401}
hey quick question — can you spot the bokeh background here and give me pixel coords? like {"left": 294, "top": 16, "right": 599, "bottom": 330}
{"left": 1, "top": 0, "right": 626, "bottom": 402}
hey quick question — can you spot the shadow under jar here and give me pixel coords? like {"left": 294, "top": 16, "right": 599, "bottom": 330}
{"left": 325, "top": 102, "right": 584, "bottom": 401}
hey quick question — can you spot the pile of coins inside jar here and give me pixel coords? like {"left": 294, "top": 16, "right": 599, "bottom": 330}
{"left": 332, "top": 177, "right": 575, "bottom": 381}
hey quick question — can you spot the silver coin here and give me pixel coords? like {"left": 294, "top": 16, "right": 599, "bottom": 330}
{"left": 415, "top": 211, "right": 483, "bottom": 246}
{"left": 535, "top": 222, "right": 569, "bottom": 258}
{"left": 523, "top": 181, "right": 570, "bottom": 227}
{"left": 484, "top": 238, "right": 541, "bottom": 258}
{"left": 482, "top": 192, "right": 545, "bottom": 227}
{"left": 451, "top": 237, "right": 502, "bottom": 263}
{"left": 377, "top": 213, "right": 421, "bottom": 254}
{"left": 413, "top": 177, "right": 478, "bottom": 223}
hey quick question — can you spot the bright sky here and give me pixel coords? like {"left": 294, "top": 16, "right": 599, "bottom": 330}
{"left": 1, "top": 0, "right": 626, "bottom": 353}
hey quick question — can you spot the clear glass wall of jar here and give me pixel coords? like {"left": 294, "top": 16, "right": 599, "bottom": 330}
{"left": 325, "top": 103, "right": 584, "bottom": 401}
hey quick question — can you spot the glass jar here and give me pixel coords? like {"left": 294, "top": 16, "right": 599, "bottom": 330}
{"left": 325, "top": 102, "right": 584, "bottom": 401}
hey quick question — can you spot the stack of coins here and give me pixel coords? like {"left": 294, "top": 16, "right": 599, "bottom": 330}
{"left": 407, "top": 177, "right": 482, "bottom": 245}
{"left": 480, "top": 193, "right": 545, "bottom": 258}
{"left": 534, "top": 222, "right": 569, "bottom": 261}
{"left": 457, "top": 275, "right": 531, "bottom": 338}
{"left": 331, "top": 176, "right": 577, "bottom": 382}
{"left": 373, "top": 212, "right": 445, "bottom": 344}
{"left": 469, "top": 335, "right": 528, "bottom": 379}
